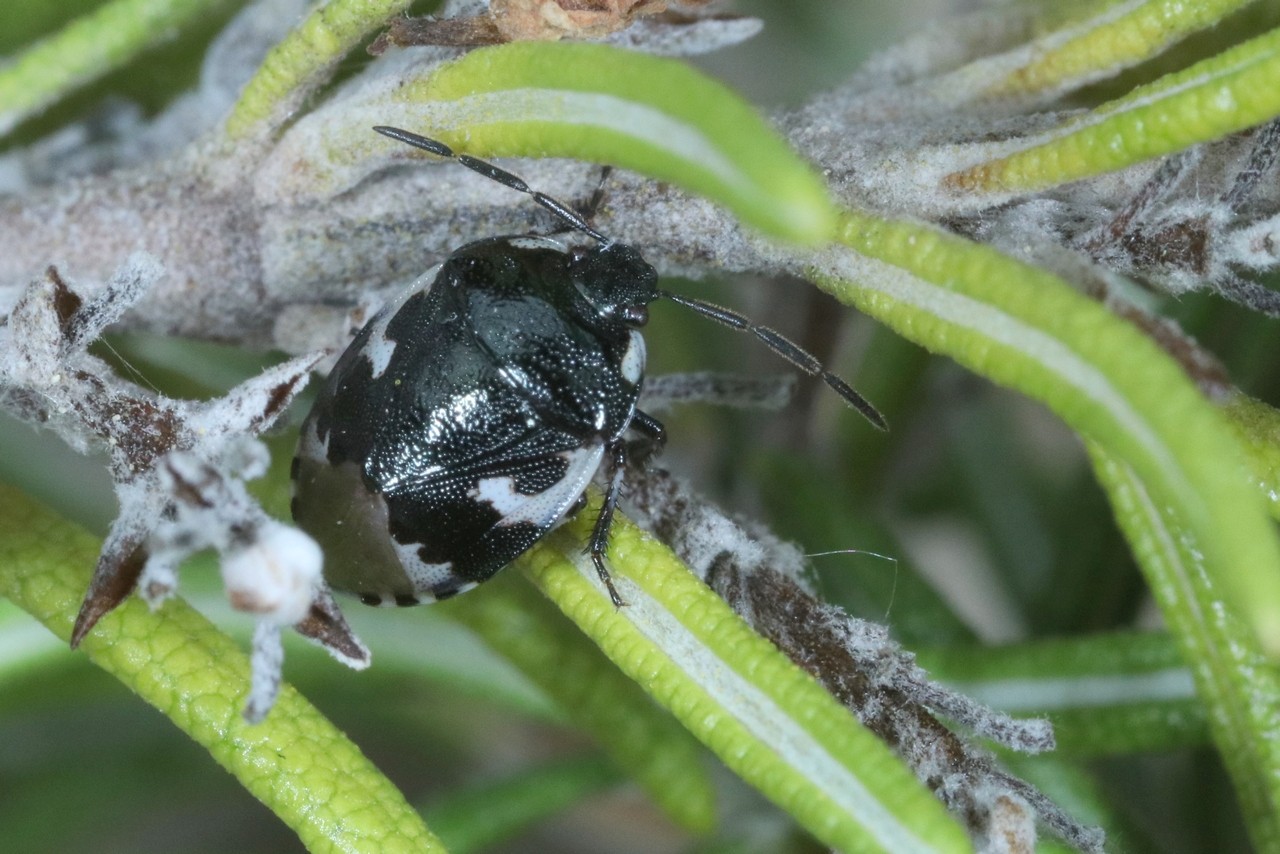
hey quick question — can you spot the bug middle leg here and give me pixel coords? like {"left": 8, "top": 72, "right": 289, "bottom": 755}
{"left": 625, "top": 408, "right": 666, "bottom": 468}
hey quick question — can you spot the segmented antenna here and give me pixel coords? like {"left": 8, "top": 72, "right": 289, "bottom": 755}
{"left": 661, "top": 291, "right": 887, "bottom": 430}
{"left": 373, "top": 126, "right": 609, "bottom": 244}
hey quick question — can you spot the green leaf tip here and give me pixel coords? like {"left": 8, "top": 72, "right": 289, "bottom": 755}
{"left": 394, "top": 41, "right": 837, "bottom": 244}
{"left": 0, "top": 0, "right": 236, "bottom": 138}
{"left": 1224, "top": 394, "right": 1280, "bottom": 521}
{"left": 226, "top": 0, "right": 416, "bottom": 137}
{"left": 984, "top": 0, "right": 1260, "bottom": 99}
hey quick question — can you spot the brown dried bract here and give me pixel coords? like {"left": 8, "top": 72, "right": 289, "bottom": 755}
{"left": 293, "top": 588, "right": 372, "bottom": 668}
{"left": 368, "top": 15, "right": 504, "bottom": 52}
{"left": 491, "top": 0, "right": 670, "bottom": 41}
{"left": 368, "top": 0, "right": 713, "bottom": 51}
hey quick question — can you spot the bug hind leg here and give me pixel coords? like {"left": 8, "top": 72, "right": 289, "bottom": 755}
{"left": 587, "top": 410, "right": 667, "bottom": 606}
{"left": 588, "top": 440, "right": 631, "bottom": 608}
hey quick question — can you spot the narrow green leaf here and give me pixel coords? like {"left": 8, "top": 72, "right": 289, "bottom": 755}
{"left": 442, "top": 572, "right": 717, "bottom": 833}
{"left": 0, "top": 484, "right": 443, "bottom": 853}
{"left": 1224, "top": 393, "right": 1280, "bottom": 520}
{"left": 1087, "top": 444, "right": 1280, "bottom": 851}
{"left": 261, "top": 42, "right": 836, "bottom": 243}
{"left": 423, "top": 754, "right": 621, "bottom": 854}
{"left": 812, "top": 211, "right": 1280, "bottom": 656}
{"left": 0, "top": 0, "right": 235, "bottom": 137}
{"left": 806, "top": 210, "right": 1280, "bottom": 844}
{"left": 949, "top": 25, "right": 1280, "bottom": 191}
{"left": 226, "top": 0, "right": 415, "bottom": 138}
{"left": 917, "top": 632, "right": 1208, "bottom": 755}
{"left": 985, "top": 0, "right": 1259, "bottom": 98}
{"left": 518, "top": 507, "right": 973, "bottom": 854}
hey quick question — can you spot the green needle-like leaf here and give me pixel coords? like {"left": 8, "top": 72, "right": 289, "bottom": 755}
{"left": 985, "top": 0, "right": 1259, "bottom": 98}
{"left": 918, "top": 632, "right": 1208, "bottom": 755}
{"left": 423, "top": 754, "right": 622, "bottom": 854}
{"left": 1225, "top": 394, "right": 1280, "bottom": 520}
{"left": 260, "top": 42, "right": 836, "bottom": 243}
{"left": 226, "top": 0, "right": 415, "bottom": 138}
{"left": 813, "top": 211, "right": 1280, "bottom": 655}
{"left": 442, "top": 572, "right": 716, "bottom": 833}
{"left": 0, "top": 0, "right": 235, "bottom": 137}
{"left": 1088, "top": 444, "right": 1280, "bottom": 851}
{"left": 807, "top": 211, "right": 1280, "bottom": 848}
{"left": 0, "top": 484, "right": 443, "bottom": 853}
{"left": 518, "top": 508, "right": 972, "bottom": 854}
{"left": 950, "top": 24, "right": 1280, "bottom": 191}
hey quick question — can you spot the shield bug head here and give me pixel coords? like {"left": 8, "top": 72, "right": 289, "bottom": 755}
{"left": 291, "top": 126, "right": 883, "bottom": 612}
{"left": 568, "top": 243, "right": 658, "bottom": 328}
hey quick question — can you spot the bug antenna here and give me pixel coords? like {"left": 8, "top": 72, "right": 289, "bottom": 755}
{"left": 373, "top": 126, "right": 610, "bottom": 244}
{"left": 659, "top": 290, "right": 888, "bottom": 431}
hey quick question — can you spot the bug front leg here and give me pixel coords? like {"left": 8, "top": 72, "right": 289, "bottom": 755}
{"left": 589, "top": 440, "right": 631, "bottom": 607}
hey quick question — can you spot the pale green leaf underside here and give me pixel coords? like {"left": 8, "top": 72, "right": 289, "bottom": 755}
{"left": 922, "top": 631, "right": 1195, "bottom": 715}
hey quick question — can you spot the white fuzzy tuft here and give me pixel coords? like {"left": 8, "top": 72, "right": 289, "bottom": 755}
{"left": 222, "top": 521, "right": 323, "bottom": 627}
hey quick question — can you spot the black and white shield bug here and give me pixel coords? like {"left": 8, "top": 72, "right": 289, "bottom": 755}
{"left": 292, "top": 126, "right": 885, "bottom": 609}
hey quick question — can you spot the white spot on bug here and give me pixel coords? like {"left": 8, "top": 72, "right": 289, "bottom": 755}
{"left": 297, "top": 418, "right": 330, "bottom": 464}
{"left": 468, "top": 446, "right": 606, "bottom": 528}
{"left": 505, "top": 236, "right": 568, "bottom": 253}
{"left": 620, "top": 330, "right": 646, "bottom": 385}
{"left": 361, "top": 263, "right": 442, "bottom": 379}
{"left": 471, "top": 476, "right": 535, "bottom": 519}
{"left": 362, "top": 316, "right": 397, "bottom": 380}
{"left": 389, "top": 540, "right": 467, "bottom": 597}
